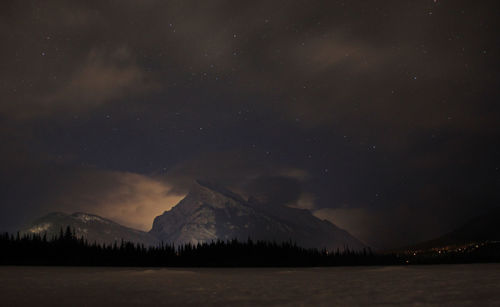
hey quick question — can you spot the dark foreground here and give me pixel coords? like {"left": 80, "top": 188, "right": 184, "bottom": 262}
{"left": 1, "top": 264, "right": 500, "bottom": 306}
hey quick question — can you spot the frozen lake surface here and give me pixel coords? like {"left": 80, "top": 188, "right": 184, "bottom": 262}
{"left": 1, "top": 264, "right": 500, "bottom": 306}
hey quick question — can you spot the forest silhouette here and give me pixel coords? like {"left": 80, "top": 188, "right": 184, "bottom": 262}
{"left": 1, "top": 227, "right": 499, "bottom": 267}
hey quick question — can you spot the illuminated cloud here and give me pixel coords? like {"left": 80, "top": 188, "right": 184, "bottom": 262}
{"left": 50, "top": 170, "right": 184, "bottom": 231}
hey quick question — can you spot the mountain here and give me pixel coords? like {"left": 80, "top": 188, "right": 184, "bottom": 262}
{"left": 20, "top": 212, "right": 158, "bottom": 246}
{"left": 20, "top": 181, "right": 368, "bottom": 250}
{"left": 150, "top": 180, "right": 366, "bottom": 251}
{"left": 410, "top": 207, "right": 500, "bottom": 250}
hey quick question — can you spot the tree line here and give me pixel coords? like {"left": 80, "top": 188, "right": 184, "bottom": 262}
{"left": 0, "top": 226, "right": 394, "bottom": 267}
{"left": 1, "top": 227, "right": 498, "bottom": 266}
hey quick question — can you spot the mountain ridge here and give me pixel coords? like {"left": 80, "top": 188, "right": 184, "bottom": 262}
{"left": 410, "top": 207, "right": 500, "bottom": 250}
{"left": 150, "top": 180, "right": 366, "bottom": 251}
{"left": 20, "top": 211, "right": 158, "bottom": 246}
{"left": 21, "top": 181, "right": 367, "bottom": 251}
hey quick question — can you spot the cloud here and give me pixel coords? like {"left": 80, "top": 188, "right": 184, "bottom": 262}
{"left": 314, "top": 205, "right": 458, "bottom": 250}
{"left": 2, "top": 0, "right": 496, "bottom": 136}
{"left": 42, "top": 47, "right": 155, "bottom": 113}
{"left": 0, "top": 47, "right": 155, "bottom": 120}
{"left": 245, "top": 176, "right": 302, "bottom": 206}
{"left": 289, "top": 193, "right": 316, "bottom": 210}
{"left": 49, "top": 170, "right": 184, "bottom": 231}
{"left": 291, "top": 36, "right": 386, "bottom": 75}
{"left": 29, "top": 165, "right": 310, "bottom": 230}
{"left": 160, "top": 149, "right": 311, "bottom": 198}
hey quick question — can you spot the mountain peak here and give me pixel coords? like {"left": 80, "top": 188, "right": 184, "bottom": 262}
{"left": 151, "top": 182, "right": 367, "bottom": 250}
{"left": 193, "top": 180, "right": 246, "bottom": 203}
{"left": 21, "top": 211, "right": 158, "bottom": 246}
{"left": 70, "top": 212, "right": 111, "bottom": 224}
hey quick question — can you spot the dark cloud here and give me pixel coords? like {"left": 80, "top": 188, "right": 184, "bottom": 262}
{"left": 0, "top": 0, "right": 498, "bottom": 248}
{"left": 245, "top": 176, "right": 303, "bottom": 206}
{"left": 43, "top": 47, "right": 155, "bottom": 112}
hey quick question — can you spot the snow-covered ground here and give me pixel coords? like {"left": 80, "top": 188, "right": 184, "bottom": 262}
{"left": 1, "top": 264, "right": 499, "bottom": 306}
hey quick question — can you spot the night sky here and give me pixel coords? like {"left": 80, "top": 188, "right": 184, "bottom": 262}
{"left": 1, "top": 0, "right": 498, "bottom": 249}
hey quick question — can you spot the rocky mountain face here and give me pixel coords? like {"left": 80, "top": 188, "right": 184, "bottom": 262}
{"left": 21, "top": 181, "right": 366, "bottom": 250}
{"left": 150, "top": 181, "right": 366, "bottom": 251}
{"left": 20, "top": 212, "right": 158, "bottom": 246}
